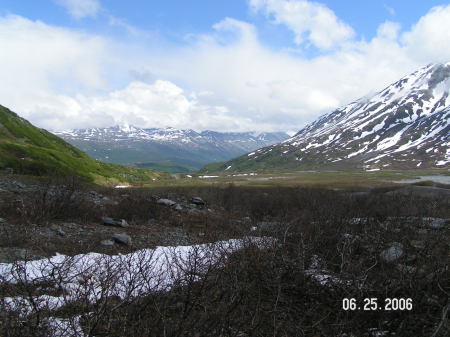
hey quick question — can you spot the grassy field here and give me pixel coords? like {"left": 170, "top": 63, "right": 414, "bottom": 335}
{"left": 142, "top": 169, "right": 450, "bottom": 189}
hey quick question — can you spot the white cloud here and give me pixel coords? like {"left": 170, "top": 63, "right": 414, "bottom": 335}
{"left": 1, "top": 4, "right": 450, "bottom": 133}
{"left": 0, "top": 15, "right": 112, "bottom": 127}
{"left": 384, "top": 4, "right": 396, "bottom": 17}
{"left": 377, "top": 21, "right": 401, "bottom": 41}
{"left": 54, "top": 0, "right": 101, "bottom": 20}
{"left": 249, "top": 0, "right": 355, "bottom": 49}
{"left": 402, "top": 5, "right": 450, "bottom": 63}
{"left": 30, "top": 81, "right": 254, "bottom": 132}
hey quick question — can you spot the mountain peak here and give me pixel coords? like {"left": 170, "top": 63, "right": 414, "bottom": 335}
{"left": 213, "top": 63, "right": 450, "bottom": 172}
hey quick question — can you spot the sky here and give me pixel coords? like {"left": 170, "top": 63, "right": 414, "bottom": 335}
{"left": 0, "top": 0, "right": 449, "bottom": 133}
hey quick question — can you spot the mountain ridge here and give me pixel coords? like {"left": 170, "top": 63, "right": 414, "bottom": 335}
{"left": 202, "top": 63, "right": 450, "bottom": 173}
{"left": 53, "top": 126, "right": 290, "bottom": 172}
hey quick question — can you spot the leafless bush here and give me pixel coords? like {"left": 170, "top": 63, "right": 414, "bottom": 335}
{"left": 0, "top": 182, "right": 448, "bottom": 336}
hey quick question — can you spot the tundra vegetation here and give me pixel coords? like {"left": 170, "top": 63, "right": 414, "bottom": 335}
{"left": 0, "top": 173, "right": 448, "bottom": 337}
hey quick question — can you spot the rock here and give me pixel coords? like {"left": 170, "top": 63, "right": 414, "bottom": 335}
{"left": 174, "top": 204, "right": 183, "bottom": 211}
{"left": 0, "top": 218, "right": 7, "bottom": 223}
{"left": 157, "top": 198, "right": 176, "bottom": 207}
{"left": 347, "top": 218, "right": 369, "bottom": 225}
{"left": 100, "top": 240, "right": 115, "bottom": 246}
{"left": 147, "top": 218, "right": 157, "bottom": 225}
{"left": 112, "top": 233, "right": 132, "bottom": 246}
{"left": 410, "top": 240, "right": 425, "bottom": 249}
{"left": 13, "top": 181, "right": 26, "bottom": 189}
{"left": 101, "top": 217, "right": 129, "bottom": 227}
{"left": 0, "top": 247, "right": 43, "bottom": 263}
{"left": 50, "top": 225, "right": 65, "bottom": 236}
{"left": 187, "top": 208, "right": 201, "bottom": 215}
{"left": 61, "top": 222, "right": 80, "bottom": 229}
{"left": 257, "top": 221, "right": 281, "bottom": 232}
{"left": 423, "top": 217, "right": 447, "bottom": 229}
{"left": 380, "top": 242, "right": 404, "bottom": 263}
{"left": 191, "top": 197, "right": 205, "bottom": 206}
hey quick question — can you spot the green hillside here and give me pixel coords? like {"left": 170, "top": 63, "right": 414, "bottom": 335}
{"left": 0, "top": 105, "right": 167, "bottom": 184}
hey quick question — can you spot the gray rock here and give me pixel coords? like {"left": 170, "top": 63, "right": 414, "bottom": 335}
{"left": 61, "top": 222, "right": 80, "bottom": 229}
{"left": 101, "top": 217, "right": 129, "bottom": 227}
{"left": 157, "top": 198, "right": 176, "bottom": 207}
{"left": 380, "top": 242, "right": 404, "bottom": 263}
{"left": 100, "top": 240, "right": 115, "bottom": 246}
{"left": 13, "top": 181, "right": 26, "bottom": 189}
{"left": 191, "top": 197, "right": 205, "bottom": 205}
{"left": 257, "top": 221, "right": 281, "bottom": 232}
{"left": 187, "top": 208, "right": 201, "bottom": 215}
{"left": 423, "top": 217, "right": 448, "bottom": 229}
{"left": 50, "top": 225, "right": 65, "bottom": 236}
{"left": 174, "top": 204, "right": 183, "bottom": 211}
{"left": 112, "top": 233, "right": 132, "bottom": 245}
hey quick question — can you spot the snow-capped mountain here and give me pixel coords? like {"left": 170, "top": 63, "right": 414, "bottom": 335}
{"left": 53, "top": 126, "right": 289, "bottom": 172}
{"left": 206, "top": 63, "right": 450, "bottom": 172}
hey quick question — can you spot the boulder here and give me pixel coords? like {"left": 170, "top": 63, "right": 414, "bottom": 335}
{"left": 191, "top": 197, "right": 205, "bottom": 206}
{"left": 257, "top": 221, "right": 281, "bottom": 232}
{"left": 112, "top": 233, "right": 132, "bottom": 246}
{"left": 423, "top": 217, "right": 447, "bottom": 229}
{"left": 174, "top": 204, "right": 183, "bottom": 211}
{"left": 380, "top": 242, "right": 404, "bottom": 263}
{"left": 157, "top": 198, "right": 176, "bottom": 207}
{"left": 101, "top": 217, "right": 129, "bottom": 227}
{"left": 100, "top": 240, "right": 115, "bottom": 246}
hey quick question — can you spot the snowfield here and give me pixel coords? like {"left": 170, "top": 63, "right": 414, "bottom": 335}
{"left": 0, "top": 237, "right": 274, "bottom": 335}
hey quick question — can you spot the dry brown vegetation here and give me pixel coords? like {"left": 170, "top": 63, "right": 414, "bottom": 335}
{"left": 0, "top": 175, "right": 449, "bottom": 336}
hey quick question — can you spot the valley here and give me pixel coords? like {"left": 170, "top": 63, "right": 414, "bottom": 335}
{"left": 0, "top": 172, "right": 448, "bottom": 336}
{"left": 0, "top": 54, "right": 448, "bottom": 337}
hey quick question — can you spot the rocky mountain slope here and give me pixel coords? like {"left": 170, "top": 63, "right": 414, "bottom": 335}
{"left": 205, "top": 63, "right": 450, "bottom": 173}
{"left": 54, "top": 126, "right": 289, "bottom": 172}
{"left": 0, "top": 105, "right": 166, "bottom": 184}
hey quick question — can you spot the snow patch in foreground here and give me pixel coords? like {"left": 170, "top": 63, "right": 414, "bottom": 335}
{"left": 0, "top": 237, "right": 273, "bottom": 336}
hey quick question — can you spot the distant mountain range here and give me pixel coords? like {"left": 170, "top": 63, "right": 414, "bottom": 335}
{"left": 203, "top": 63, "right": 450, "bottom": 173}
{"left": 0, "top": 105, "right": 166, "bottom": 183}
{"left": 53, "top": 126, "right": 289, "bottom": 172}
